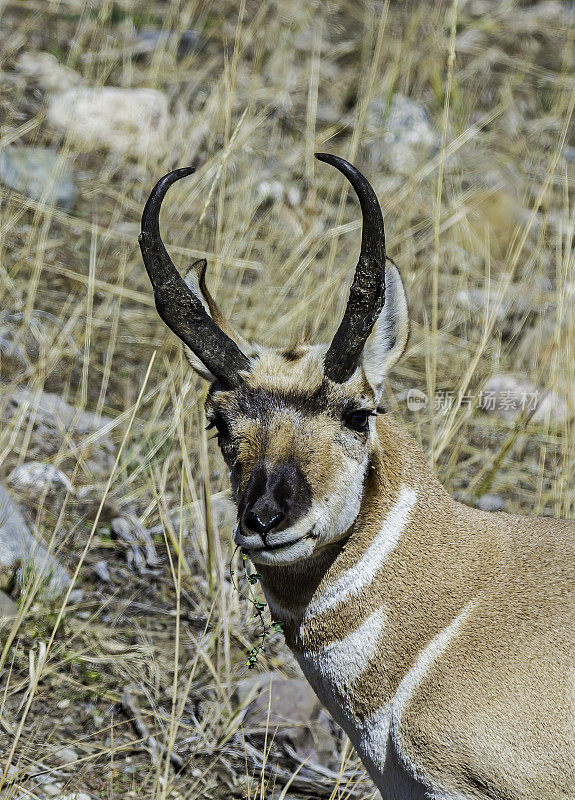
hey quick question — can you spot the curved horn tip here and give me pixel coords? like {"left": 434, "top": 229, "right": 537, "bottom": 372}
{"left": 315, "top": 154, "right": 387, "bottom": 383}
{"left": 149, "top": 166, "right": 196, "bottom": 197}
{"left": 314, "top": 153, "right": 369, "bottom": 184}
{"left": 141, "top": 166, "right": 196, "bottom": 236}
{"left": 314, "top": 152, "right": 339, "bottom": 163}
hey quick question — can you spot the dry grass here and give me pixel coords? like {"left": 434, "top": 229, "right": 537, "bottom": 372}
{"left": 0, "top": 0, "right": 573, "bottom": 797}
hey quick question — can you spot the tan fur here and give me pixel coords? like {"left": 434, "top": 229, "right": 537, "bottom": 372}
{"left": 257, "top": 415, "right": 575, "bottom": 798}
{"left": 181, "top": 268, "right": 574, "bottom": 799}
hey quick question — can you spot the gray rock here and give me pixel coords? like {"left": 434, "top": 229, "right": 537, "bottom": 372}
{"left": 0, "top": 590, "right": 17, "bottom": 620}
{"left": 364, "top": 94, "right": 438, "bottom": 174}
{"left": 47, "top": 87, "right": 171, "bottom": 158}
{"left": 0, "top": 485, "right": 72, "bottom": 598}
{"left": 7, "top": 462, "right": 74, "bottom": 497}
{"left": 477, "top": 494, "right": 505, "bottom": 513}
{"left": 0, "top": 147, "right": 76, "bottom": 209}
{"left": 133, "top": 29, "right": 205, "bottom": 59}
{"left": 0, "top": 310, "right": 82, "bottom": 367}
{"left": 110, "top": 514, "right": 160, "bottom": 570}
{"left": 42, "top": 786, "right": 64, "bottom": 798}
{"left": 56, "top": 794, "right": 92, "bottom": 800}
{"left": 3, "top": 388, "right": 115, "bottom": 475}
{"left": 52, "top": 746, "right": 78, "bottom": 765}
{"left": 93, "top": 560, "right": 111, "bottom": 582}
{"left": 237, "top": 672, "right": 323, "bottom": 749}
{"left": 16, "top": 51, "right": 83, "bottom": 92}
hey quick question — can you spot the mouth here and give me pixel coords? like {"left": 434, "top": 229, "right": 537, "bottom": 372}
{"left": 243, "top": 535, "right": 307, "bottom": 554}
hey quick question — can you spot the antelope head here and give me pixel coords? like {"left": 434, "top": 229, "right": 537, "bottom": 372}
{"left": 140, "top": 155, "right": 408, "bottom": 566}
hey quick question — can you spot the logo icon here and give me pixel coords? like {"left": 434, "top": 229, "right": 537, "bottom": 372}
{"left": 407, "top": 388, "right": 428, "bottom": 411}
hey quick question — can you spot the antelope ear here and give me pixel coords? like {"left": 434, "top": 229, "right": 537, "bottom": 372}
{"left": 183, "top": 259, "right": 249, "bottom": 382}
{"left": 361, "top": 261, "right": 409, "bottom": 400}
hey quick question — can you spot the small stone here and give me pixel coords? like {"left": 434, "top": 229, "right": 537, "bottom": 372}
{"left": 533, "top": 390, "right": 570, "bottom": 426}
{"left": 43, "top": 784, "right": 63, "bottom": 797}
{"left": 132, "top": 29, "right": 205, "bottom": 59}
{"left": 237, "top": 672, "right": 322, "bottom": 749}
{"left": 7, "top": 462, "right": 74, "bottom": 497}
{"left": 93, "top": 560, "right": 111, "bottom": 582}
{"left": 57, "top": 698, "right": 70, "bottom": 709}
{"left": 481, "top": 374, "right": 569, "bottom": 425}
{"left": 16, "top": 51, "right": 83, "bottom": 92}
{"left": 47, "top": 87, "right": 171, "bottom": 158}
{"left": 480, "top": 374, "right": 536, "bottom": 420}
{"left": 57, "top": 794, "right": 92, "bottom": 800}
{"left": 287, "top": 186, "right": 301, "bottom": 207}
{"left": 53, "top": 746, "right": 78, "bottom": 765}
{"left": 364, "top": 94, "right": 438, "bottom": 174}
{"left": 0, "top": 590, "right": 17, "bottom": 620}
{"left": 477, "top": 494, "right": 505, "bottom": 513}
{"left": 110, "top": 514, "right": 159, "bottom": 569}
{"left": 0, "top": 147, "right": 76, "bottom": 209}
{"left": 257, "top": 180, "right": 284, "bottom": 203}
{"left": 0, "top": 485, "right": 72, "bottom": 598}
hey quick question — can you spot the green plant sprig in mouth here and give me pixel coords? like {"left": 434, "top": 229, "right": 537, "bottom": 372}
{"left": 229, "top": 545, "right": 283, "bottom": 669}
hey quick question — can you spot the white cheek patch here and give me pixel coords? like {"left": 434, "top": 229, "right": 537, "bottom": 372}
{"left": 306, "top": 486, "right": 417, "bottom": 619}
{"left": 312, "top": 453, "right": 369, "bottom": 545}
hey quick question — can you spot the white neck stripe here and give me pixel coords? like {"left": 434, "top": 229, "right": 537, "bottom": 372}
{"left": 306, "top": 486, "right": 418, "bottom": 619}
{"left": 302, "top": 607, "right": 387, "bottom": 686}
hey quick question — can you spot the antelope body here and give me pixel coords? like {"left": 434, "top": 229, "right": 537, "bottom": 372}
{"left": 140, "top": 155, "right": 575, "bottom": 799}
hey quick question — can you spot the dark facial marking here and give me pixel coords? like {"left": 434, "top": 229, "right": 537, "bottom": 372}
{"left": 280, "top": 346, "right": 306, "bottom": 362}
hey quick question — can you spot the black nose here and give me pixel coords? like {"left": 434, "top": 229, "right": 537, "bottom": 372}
{"left": 240, "top": 460, "right": 312, "bottom": 543}
{"left": 244, "top": 509, "right": 285, "bottom": 536}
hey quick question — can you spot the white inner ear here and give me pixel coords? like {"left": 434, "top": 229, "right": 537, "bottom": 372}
{"left": 182, "top": 267, "right": 216, "bottom": 382}
{"left": 361, "top": 262, "right": 409, "bottom": 401}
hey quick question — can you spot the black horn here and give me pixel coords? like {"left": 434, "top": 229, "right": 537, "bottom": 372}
{"left": 315, "top": 154, "right": 386, "bottom": 383}
{"left": 139, "top": 168, "right": 250, "bottom": 388}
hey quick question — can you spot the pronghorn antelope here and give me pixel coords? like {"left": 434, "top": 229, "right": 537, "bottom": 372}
{"left": 140, "top": 154, "right": 575, "bottom": 800}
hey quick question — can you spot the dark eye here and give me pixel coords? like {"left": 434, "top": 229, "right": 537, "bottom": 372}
{"left": 344, "top": 409, "right": 373, "bottom": 432}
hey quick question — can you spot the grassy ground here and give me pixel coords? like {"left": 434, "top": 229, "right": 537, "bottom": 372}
{"left": 0, "top": 0, "right": 573, "bottom": 797}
